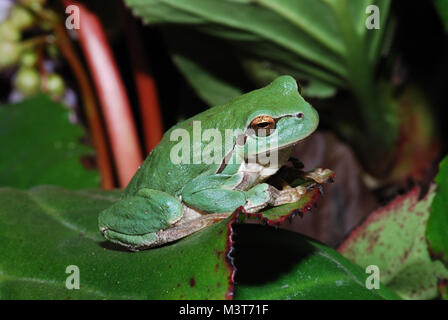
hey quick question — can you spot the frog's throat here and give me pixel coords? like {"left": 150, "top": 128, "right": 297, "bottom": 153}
{"left": 217, "top": 138, "right": 299, "bottom": 174}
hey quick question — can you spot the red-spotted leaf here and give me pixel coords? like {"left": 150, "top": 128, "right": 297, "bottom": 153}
{"left": 338, "top": 186, "right": 448, "bottom": 299}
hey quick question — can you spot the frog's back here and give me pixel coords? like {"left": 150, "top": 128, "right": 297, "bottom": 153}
{"left": 122, "top": 105, "right": 233, "bottom": 198}
{"left": 123, "top": 132, "right": 206, "bottom": 198}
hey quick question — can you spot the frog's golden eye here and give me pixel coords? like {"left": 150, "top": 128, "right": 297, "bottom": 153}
{"left": 250, "top": 115, "right": 276, "bottom": 136}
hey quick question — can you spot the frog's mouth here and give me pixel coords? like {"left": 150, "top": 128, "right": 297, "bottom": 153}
{"left": 253, "top": 138, "right": 303, "bottom": 154}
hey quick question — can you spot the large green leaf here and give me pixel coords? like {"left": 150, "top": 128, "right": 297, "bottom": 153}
{"left": 0, "top": 185, "right": 400, "bottom": 300}
{"left": 338, "top": 186, "right": 448, "bottom": 300}
{"left": 0, "top": 186, "right": 234, "bottom": 299}
{"left": 233, "top": 224, "right": 399, "bottom": 300}
{"left": 0, "top": 94, "right": 100, "bottom": 189}
{"left": 159, "top": 28, "right": 250, "bottom": 107}
{"left": 172, "top": 54, "right": 244, "bottom": 106}
{"left": 427, "top": 155, "right": 448, "bottom": 266}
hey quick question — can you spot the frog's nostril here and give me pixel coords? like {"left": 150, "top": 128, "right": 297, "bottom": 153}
{"left": 297, "top": 112, "right": 304, "bottom": 119}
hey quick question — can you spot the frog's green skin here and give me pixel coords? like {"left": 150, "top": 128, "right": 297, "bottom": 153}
{"left": 98, "top": 75, "right": 319, "bottom": 250}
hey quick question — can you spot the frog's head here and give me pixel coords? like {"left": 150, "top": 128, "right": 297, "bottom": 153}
{"left": 222, "top": 75, "right": 319, "bottom": 159}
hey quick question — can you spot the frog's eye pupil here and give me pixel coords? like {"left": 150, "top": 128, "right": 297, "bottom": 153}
{"left": 297, "top": 112, "right": 304, "bottom": 119}
{"left": 250, "top": 115, "right": 276, "bottom": 136}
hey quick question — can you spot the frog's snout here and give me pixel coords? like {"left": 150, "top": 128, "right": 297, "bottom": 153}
{"left": 298, "top": 102, "right": 319, "bottom": 139}
{"left": 306, "top": 104, "right": 319, "bottom": 129}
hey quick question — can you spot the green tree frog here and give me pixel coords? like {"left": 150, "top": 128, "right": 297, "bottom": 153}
{"left": 98, "top": 75, "right": 320, "bottom": 250}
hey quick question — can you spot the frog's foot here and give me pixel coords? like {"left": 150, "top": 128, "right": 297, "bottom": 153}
{"left": 271, "top": 185, "right": 307, "bottom": 206}
{"left": 243, "top": 184, "right": 278, "bottom": 213}
{"left": 98, "top": 188, "right": 183, "bottom": 251}
{"left": 302, "top": 168, "right": 334, "bottom": 184}
{"left": 243, "top": 184, "right": 306, "bottom": 213}
{"left": 100, "top": 229, "right": 158, "bottom": 251}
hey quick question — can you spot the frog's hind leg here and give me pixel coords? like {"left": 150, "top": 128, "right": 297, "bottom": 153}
{"left": 98, "top": 188, "right": 183, "bottom": 250}
{"left": 156, "top": 207, "right": 231, "bottom": 247}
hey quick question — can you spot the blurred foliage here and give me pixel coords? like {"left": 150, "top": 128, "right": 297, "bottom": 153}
{"left": 125, "top": 0, "right": 400, "bottom": 174}
{"left": 125, "top": 0, "right": 389, "bottom": 90}
{"left": 435, "top": 0, "right": 448, "bottom": 31}
{"left": 0, "top": 94, "right": 99, "bottom": 189}
{"left": 171, "top": 54, "right": 243, "bottom": 106}
{"left": 0, "top": 1, "right": 67, "bottom": 99}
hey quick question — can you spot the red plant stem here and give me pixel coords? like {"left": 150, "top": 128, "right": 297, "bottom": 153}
{"left": 123, "top": 10, "right": 164, "bottom": 154}
{"left": 63, "top": 0, "right": 143, "bottom": 187}
{"left": 53, "top": 23, "right": 115, "bottom": 189}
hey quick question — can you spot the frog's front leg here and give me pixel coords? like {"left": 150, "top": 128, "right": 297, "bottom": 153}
{"left": 98, "top": 188, "right": 183, "bottom": 250}
{"left": 181, "top": 173, "right": 299, "bottom": 214}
